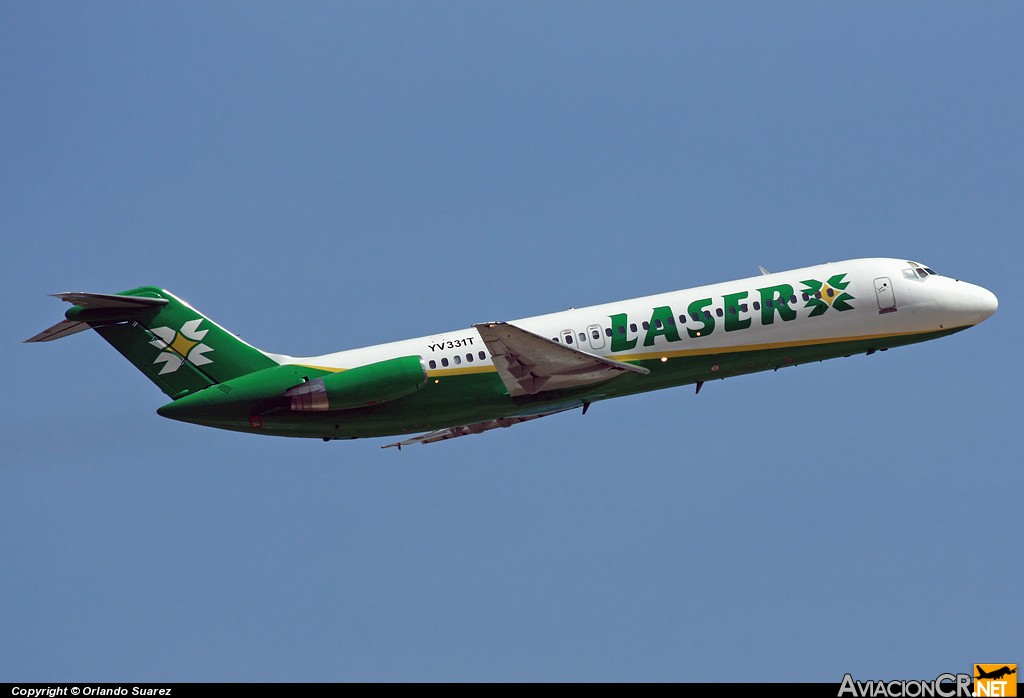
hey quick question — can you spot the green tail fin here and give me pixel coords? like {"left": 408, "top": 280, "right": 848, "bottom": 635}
{"left": 52, "top": 287, "right": 277, "bottom": 399}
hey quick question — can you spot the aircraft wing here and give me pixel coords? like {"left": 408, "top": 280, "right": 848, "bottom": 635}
{"left": 473, "top": 321, "right": 649, "bottom": 397}
{"left": 381, "top": 407, "right": 576, "bottom": 449}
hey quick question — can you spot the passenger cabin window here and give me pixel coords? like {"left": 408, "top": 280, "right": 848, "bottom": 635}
{"left": 429, "top": 360, "right": 437, "bottom": 369}
{"left": 441, "top": 357, "right": 449, "bottom": 367}
{"left": 453, "top": 355, "right": 461, "bottom": 365}
{"left": 478, "top": 351, "right": 486, "bottom": 360}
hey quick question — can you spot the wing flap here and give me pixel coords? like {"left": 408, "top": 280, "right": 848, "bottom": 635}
{"left": 382, "top": 407, "right": 575, "bottom": 449}
{"left": 473, "top": 321, "right": 648, "bottom": 397}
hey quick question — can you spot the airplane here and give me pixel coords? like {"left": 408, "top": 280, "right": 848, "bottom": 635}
{"left": 976, "top": 666, "right": 1017, "bottom": 681}
{"left": 26, "top": 258, "right": 997, "bottom": 448}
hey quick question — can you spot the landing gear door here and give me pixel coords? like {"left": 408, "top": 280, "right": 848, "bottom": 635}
{"left": 875, "top": 277, "right": 897, "bottom": 314}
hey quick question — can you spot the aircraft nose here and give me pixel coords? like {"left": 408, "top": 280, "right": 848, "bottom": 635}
{"left": 978, "top": 286, "right": 998, "bottom": 320}
{"left": 951, "top": 281, "right": 998, "bottom": 326}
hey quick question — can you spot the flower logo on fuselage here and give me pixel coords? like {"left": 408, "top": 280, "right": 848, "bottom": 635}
{"left": 149, "top": 319, "right": 214, "bottom": 375}
{"left": 801, "top": 273, "right": 855, "bottom": 317}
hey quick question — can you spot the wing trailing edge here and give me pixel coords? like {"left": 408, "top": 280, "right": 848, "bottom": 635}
{"left": 473, "top": 321, "right": 648, "bottom": 397}
{"left": 382, "top": 406, "right": 577, "bottom": 449}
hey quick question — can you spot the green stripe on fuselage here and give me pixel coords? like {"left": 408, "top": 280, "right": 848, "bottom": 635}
{"left": 173, "top": 327, "right": 965, "bottom": 441}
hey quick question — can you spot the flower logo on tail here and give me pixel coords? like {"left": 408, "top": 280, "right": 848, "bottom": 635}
{"left": 149, "top": 319, "right": 214, "bottom": 374}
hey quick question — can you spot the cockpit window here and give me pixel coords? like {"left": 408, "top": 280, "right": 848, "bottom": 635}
{"left": 903, "top": 262, "right": 938, "bottom": 281}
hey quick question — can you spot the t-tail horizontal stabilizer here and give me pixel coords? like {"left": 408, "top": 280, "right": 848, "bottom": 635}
{"left": 25, "top": 293, "right": 169, "bottom": 343}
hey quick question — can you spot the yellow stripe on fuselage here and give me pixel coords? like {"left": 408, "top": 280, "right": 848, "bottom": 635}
{"left": 427, "top": 365, "right": 497, "bottom": 378}
{"left": 610, "top": 326, "right": 964, "bottom": 363}
{"left": 294, "top": 364, "right": 348, "bottom": 373}
{"left": 294, "top": 326, "right": 962, "bottom": 378}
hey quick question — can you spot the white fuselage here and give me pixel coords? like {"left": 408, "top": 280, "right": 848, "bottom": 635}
{"left": 279, "top": 258, "right": 997, "bottom": 373}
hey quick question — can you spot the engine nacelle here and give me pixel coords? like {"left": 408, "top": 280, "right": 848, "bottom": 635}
{"left": 285, "top": 355, "right": 427, "bottom": 412}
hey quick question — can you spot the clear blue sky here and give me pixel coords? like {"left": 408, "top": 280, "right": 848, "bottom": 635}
{"left": 2, "top": 2, "right": 1020, "bottom": 681}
